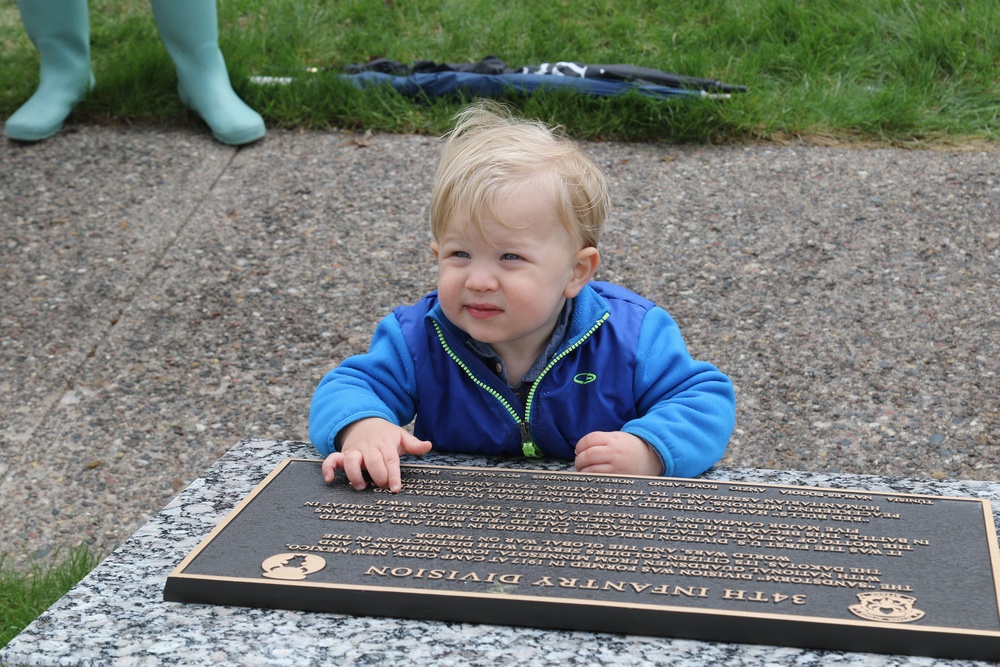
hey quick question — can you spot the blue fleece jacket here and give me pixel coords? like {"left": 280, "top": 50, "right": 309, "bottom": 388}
{"left": 309, "top": 281, "right": 735, "bottom": 477}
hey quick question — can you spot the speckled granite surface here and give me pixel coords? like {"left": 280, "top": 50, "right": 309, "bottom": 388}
{"left": 2, "top": 438, "right": 998, "bottom": 667}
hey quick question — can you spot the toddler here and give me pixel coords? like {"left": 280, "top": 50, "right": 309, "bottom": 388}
{"left": 309, "top": 101, "right": 736, "bottom": 491}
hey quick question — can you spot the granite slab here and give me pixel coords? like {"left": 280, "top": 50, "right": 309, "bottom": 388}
{"left": 2, "top": 438, "right": 999, "bottom": 667}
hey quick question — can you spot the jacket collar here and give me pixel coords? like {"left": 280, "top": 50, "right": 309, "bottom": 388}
{"left": 425, "top": 282, "right": 610, "bottom": 357}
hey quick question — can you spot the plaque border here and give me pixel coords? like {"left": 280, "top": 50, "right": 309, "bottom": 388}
{"left": 165, "top": 459, "right": 1000, "bottom": 661}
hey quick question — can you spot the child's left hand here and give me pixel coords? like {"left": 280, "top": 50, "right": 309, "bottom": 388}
{"left": 574, "top": 431, "right": 665, "bottom": 477}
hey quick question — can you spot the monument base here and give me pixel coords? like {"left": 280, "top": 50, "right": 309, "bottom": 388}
{"left": 165, "top": 458, "right": 1000, "bottom": 661}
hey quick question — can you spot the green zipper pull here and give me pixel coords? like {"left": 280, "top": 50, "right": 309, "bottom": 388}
{"left": 520, "top": 421, "right": 543, "bottom": 458}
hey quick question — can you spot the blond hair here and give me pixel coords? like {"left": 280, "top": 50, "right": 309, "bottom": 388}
{"left": 429, "top": 100, "right": 608, "bottom": 248}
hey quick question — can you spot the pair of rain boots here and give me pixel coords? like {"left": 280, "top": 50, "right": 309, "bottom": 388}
{"left": 4, "top": 0, "right": 265, "bottom": 146}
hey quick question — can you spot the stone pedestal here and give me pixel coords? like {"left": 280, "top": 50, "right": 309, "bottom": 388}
{"left": 3, "top": 438, "right": 999, "bottom": 666}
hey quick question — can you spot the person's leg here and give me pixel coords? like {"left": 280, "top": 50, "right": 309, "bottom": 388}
{"left": 5, "top": 0, "right": 93, "bottom": 142}
{"left": 149, "top": 0, "right": 265, "bottom": 145}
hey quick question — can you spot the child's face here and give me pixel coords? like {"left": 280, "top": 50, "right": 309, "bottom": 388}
{"left": 431, "top": 180, "right": 597, "bottom": 366}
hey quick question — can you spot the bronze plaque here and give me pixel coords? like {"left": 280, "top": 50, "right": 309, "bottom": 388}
{"left": 164, "top": 460, "right": 1000, "bottom": 660}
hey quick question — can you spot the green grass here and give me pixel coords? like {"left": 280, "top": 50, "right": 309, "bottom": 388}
{"left": 0, "top": 545, "right": 101, "bottom": 648}
{"left": 1, "top": 0, "right": 997, "bottom": 145}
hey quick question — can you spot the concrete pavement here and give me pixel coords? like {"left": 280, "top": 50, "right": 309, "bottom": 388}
{"left": 1, "top": 124, "right": 997, "bottom": 568}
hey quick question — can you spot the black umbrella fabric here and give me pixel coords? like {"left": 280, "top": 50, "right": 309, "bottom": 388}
{"left": 338, "top": 56, "right": 747, "bottom": 99}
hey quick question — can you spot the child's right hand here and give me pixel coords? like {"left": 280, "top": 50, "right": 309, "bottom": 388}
{"left": 321, "top": 417, "right": 433, "bottom": 492}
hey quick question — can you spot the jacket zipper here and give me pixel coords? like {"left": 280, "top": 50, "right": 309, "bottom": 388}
{"left": 523, "top": 312, "right": 609, "bottom": 452}
{"left": 431, "top": 312, "right": 609, "bottom": 458}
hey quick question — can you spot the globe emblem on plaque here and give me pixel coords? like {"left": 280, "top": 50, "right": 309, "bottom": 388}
{"left": 848, "top": 592, "right": 926, "bottom": 623}
{"left": 261, "top": 553, "right": 327, "bottom": 580}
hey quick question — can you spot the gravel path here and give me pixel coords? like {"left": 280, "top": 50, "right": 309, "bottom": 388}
{"left": 1, "top": 126, "right": 997, "bottom": 568}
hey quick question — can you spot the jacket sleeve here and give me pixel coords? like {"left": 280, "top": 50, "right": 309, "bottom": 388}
{"left": 308, "top": 313, "right": 419, "bottom": 456}
{"left": 621, "top": 306, "right": 736, "bottom": 477}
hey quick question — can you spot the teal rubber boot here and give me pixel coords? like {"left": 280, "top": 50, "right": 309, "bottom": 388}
{"left": 4, "top": 0, "right": 93, "bottom": 142}
{"left": 150, "top": 0, "right": 265, "bottom": 146}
